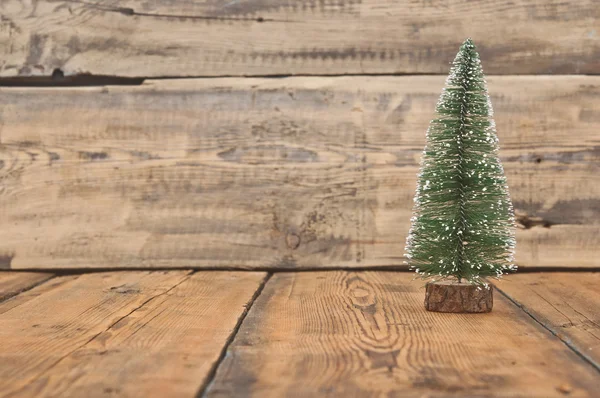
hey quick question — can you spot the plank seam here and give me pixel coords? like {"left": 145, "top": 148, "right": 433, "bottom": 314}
{"left": 5, "top": 271, "right": 194, "bottom": 397}
{"left": 196, "top": 272, "right": 273, "bottom": 398}
{"left": 4, "top": 73, "right": 597, "bottom": 87}
{"left": 495, "top": 285, "right": 600, "bottom": 374}
{"left": 3, "top": 267, "right": 599, "bottom": 274}
{"left": 0, "top": 74, "right": 144, "bottom": 87}
{"left": 144, "top": 73, "right": 600, "bottom": 78}
{"left": 0, "top": 274, "right": 55, "bottom": 304}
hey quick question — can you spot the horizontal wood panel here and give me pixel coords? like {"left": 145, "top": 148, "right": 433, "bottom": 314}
{"left": 0, "top": 272, "right": 53, "bottom": 301}
{"left": 0, "top": 271, "right": 193, "bottom": 396}
{"left": 496, "top": 273, "right": 600, "bottom": 370}
{"left": 3, "top": 271, "right": 267, "bottom": 397}
{"left": 1, "top": 76, "right": 599, "bottom": 269}
{"left": 0, "top": 0, "right": 598, "bottom": 77}
{"left": 206, "top": 272, "right": 600, "bottom": 397}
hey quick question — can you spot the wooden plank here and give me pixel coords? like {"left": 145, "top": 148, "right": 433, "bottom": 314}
{"left": 0, "top": 275, "right": 76, "bottom": 316}
{"left": 3, "top": 271, "right": 267, "bottom": 398}
{"left": 0, "top": 271, "right": 192, "bottom": 396}
{"left": 0, "top": 272, "right": 53, "bottom": 301}
{"left": 0, "top": 1, "right": 598, "bottom": 77}
{"left": 1, "top": 76, "right": 599, "bottom": 270}
{"left": 495, "top": 273, "right": 600, "bottom": 370}
{"left": 206, "top": 272, "right": 600, "bottom": 397}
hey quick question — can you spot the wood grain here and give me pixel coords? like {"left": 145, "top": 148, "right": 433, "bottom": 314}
{"left": 1, "top": 76, "right": 599, "bottom": 270}
{"left": 0, "top": 0, "right": 598, "bottom": 77}
{"left": 495, "top": 273, "right": 600, "bottom": 370}
{"left": 0, "top": 272, "right": 53, "bottom": 302}
{"left": 206, "top": 272, "right": 600, "bottom": 397}
{"left": 0, "top": 275, "right": 77, "bottom": 316}
{"left": 3, "top": 271, "right": 267, "bottom": 398}
{"left": 0, "top": 271, "right": 192, "bottom": 397}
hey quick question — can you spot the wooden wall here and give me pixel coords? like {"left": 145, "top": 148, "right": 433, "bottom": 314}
{"left": 0, "top": 0, "right": 598, "bottom": 270}
{"left": 1, "top": 0, "right": 599, "bottom": 76}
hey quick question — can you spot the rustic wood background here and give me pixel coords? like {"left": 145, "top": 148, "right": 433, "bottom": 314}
{"left": 0, "top": 0, "right": 598, "bottom": 270}
{"left": 1, "top": 0, "right": 599, "bottom": 76}
{"left": 2, "top": 270, "right": 599, "bottom": 396}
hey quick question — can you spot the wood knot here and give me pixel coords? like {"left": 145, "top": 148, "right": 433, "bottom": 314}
{"left": 285, "top": 233, "right": 301, "bottom": 250}
{"left": 351, "top": 288, "right": 370, "bottom": 299}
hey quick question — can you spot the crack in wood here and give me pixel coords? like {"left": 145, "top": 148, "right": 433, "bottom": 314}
{"left": 530, "top": 289, "right": 576, "bottom": 327}
{"left": 196, "top": 272, "right": 273, "bottom": 398}
{"left": 562, "top": 300, "right": 600, "bottom": 332}
{"left": 4, "top": 272, "right": 194, "bottom": 397}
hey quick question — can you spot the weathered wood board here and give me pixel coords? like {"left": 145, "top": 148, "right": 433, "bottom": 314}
{"left": 1, "top": 76, "right": 599, "bottom": 270}
{"left": 206, "top": 272, "right": 600, "bottom": 397}
{"left": 0, "top": 271, "right": 266, "bottom": 398}
{"left": 0, "top": 271, "right": 53, "bottom": 301}
{"left": 0, "top": 0, "right": 599, "bottom": 77}
{"left": 0, "top": 275, "right": 76, "bottom": 316}
{"left": 0, "top": 271, "right": 192, "bottom": 396}
{"left": 495, "top": 273, "right": 600, "bottom": 370}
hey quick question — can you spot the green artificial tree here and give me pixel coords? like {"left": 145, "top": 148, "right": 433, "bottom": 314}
{"left": 405, "top": 38, "right": 516, "bottom": 288}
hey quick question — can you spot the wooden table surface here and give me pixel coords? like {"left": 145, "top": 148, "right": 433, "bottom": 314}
{"left": 0, "top": 270, "right": 598, "bottom": 397}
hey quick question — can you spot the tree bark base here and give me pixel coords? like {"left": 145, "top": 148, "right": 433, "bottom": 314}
{"left": 424, "top": 281, "right": 493, "bottom": 313}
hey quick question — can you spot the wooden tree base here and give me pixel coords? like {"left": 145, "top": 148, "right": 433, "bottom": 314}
{"left": 425, "top": 281, "right": 493, "bottom": 313}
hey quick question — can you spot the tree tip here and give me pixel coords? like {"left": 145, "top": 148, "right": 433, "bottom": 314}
{"left": 462, "top": 38, "right": 476, "bottom": 48}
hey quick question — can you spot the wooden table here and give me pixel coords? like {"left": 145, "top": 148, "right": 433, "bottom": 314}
{"left": 1, "top": 270, "right": 598, "bottom": 397}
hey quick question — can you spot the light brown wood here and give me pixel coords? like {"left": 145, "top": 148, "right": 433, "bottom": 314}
{"left": 425, "top": 281, "right": 493, "bottom": 313}
{"left": 0, "top": 272, "right": 53, "bottom": 302}
{"left": 3, "top": 271, "right": 267, "bottom": 398}
{"left": 206, "top": 272, "right": 600, "bottom": 397}
{"left": 0, "top": 271, "right": 192, "bottom": 396}
{"left": 0, "top": 275, "right": 77, "bottom": 316}
{"left": 495, "top": 273, "right": 600, "bottom": 370}
{"left": 1, "top": 76, "right": 599, "bottom": 270}
{"left": 0, "top": 0, "right": 598, "bottom": 77}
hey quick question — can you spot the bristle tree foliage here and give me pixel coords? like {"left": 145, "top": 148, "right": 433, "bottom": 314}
{"left": 405, "top": 38, "right": 516, "bottom": 286}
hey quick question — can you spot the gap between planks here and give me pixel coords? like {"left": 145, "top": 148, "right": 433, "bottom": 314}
{"left": 0, "top": 72, "right": 446, "bottom": 88}
{"left": 195, "top": 273, "right": 273, "bottom": 398}
{"left": 2, "top": 73, "right": 599, "bottom": 88}
{"left": 2, "top": 266, "right": 600, "bottom": 275}
{"left": 494, "top": 283, "right": 600, "bottom": 374}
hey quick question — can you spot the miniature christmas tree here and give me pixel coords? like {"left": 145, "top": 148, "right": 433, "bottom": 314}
{"left": 405, "top": 39, "right": 516, "bottom": 301}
